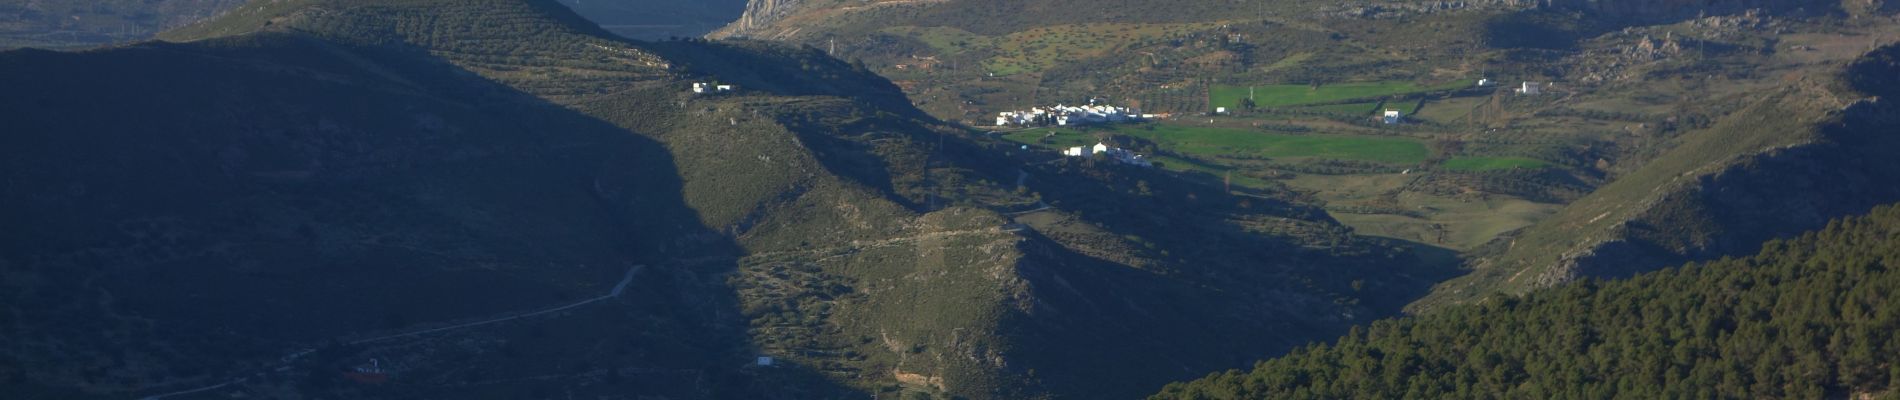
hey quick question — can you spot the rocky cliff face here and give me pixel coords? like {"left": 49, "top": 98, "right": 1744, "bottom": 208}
{"left": 715, "top": 0, "right": 805, "bottom": 38}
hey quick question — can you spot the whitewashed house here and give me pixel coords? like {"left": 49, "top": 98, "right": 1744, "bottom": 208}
{"left": 691, "top": 82, "right": 708, "bottom": 94}
{"left": 995, "top": 103, "right": 1141, "bottom": 127}
{"left": 1063, "top": 142, "right": 1153, "bottom": 167}
{"left": 1383, "top": 109, "right": 1402, "bottom": 124}
{"left": 1516, "top": 81, "right": 1541, "bottom": 95}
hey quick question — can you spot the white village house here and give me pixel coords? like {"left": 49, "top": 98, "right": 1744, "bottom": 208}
{"left": 1516, "top": 81, "right": 1541, "bottom": 95}
{"left": 1383, "top": 109, "right": 1403, "bottom": 124}
{"left": 1063, "top": 142, "right": 1153, "bottom": 167}
{"left": 691, "top": 82, "right": 735, "bottom": 95}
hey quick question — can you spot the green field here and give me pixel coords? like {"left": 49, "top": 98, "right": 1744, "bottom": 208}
{"left": 1296, "top": 102, "right": 1380, "bottom": 116}
{"left": 1121, "top": 125, "right": 1429, "bottom": 164}
{"left": 1211, "top": 80, "right": 1473, "bottom": 111}
{"left": 1441, "top": 157, "right": 1551, "bottom": 171}
{"left": 1391, "top": 98, "right": 1426, "bottom": 115}
{"left": 1003, "top": 124, "right": 1429, "bottom": 164}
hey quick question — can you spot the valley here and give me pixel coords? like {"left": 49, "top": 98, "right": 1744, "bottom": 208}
{"left": 3, "top": 0, "right": 1900, "bottom": 399}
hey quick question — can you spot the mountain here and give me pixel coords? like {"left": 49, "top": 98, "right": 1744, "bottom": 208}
{"left": 0, "top": 0, "right": 1446, "bottom": 398}
{"left": 1154, "top": 201, "right": 1900, "bottom": 399}
{"left": 0, "top": 0, "right": 247, "bottom": 48}
{"left": 708, "top": 0, "right": 1900, "bottom": 309}
{"left": 1414, "top": 38, "right": 1900, "bottom": 309}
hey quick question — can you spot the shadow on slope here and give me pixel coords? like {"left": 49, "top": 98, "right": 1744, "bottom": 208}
{"left": 0, "top": 32, "right": 857, "bottom": 399}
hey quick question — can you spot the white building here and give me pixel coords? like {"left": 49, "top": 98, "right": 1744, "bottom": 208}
{"left": 692, "top": 83, "right": 734, "bottom": 95}
{"left": 1215, "top": 107, "right": 1228, "bottom": 115}
{"left": 1064, "top": 142, "right": 1153, "bottom": 167}
{"left": 1516, "top": 81, "right": 1541, "bottom": 95}
{"left": 1477, "top": 78, "right": 1492, "bottom": 87}
{"left": 995, "top": 103, "right": 1141, "bottom": 127}
{"left": 1383, "top": 109, "right": 1402, "bottom": 124}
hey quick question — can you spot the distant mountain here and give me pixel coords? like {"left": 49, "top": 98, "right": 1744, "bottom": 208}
{"left": 0, "top": 0, "right": 746, "bottom": 49}
{"left": 0, "top": 0, "right": 247, "bottom": 48}
{"left": 1156, "top": 201, "right": 1900, "bottom": 399}
{"left": 0, "top": 0, "right": 1444, "bottom": 398}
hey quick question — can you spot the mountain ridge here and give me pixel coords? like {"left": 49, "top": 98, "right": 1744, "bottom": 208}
{"left": 2, "top": 0, "right": 1446, "bottom": 398}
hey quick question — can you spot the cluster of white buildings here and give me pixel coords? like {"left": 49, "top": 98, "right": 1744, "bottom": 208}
{"left": 996, "top": 103, "right": 1152, "bottom": 127}
{"left": 691, "top": 82, "right": 734, "bottom": 94}
{"left": 1063, "top": 142, "right": 1153, "bottom": 167}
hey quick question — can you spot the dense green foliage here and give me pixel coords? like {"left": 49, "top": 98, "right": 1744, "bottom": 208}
{"left": 1157, "top": 204, "right": 1900, "bottom": 399}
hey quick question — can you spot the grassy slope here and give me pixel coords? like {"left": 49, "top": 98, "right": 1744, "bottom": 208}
{"left": 1415, "top": 44, "right": 1900, "bottom": 310}
{"left": 1210, "top": 80, "right": 1474, "bottom": 110}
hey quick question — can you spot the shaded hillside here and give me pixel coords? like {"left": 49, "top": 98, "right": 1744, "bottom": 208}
{"left": 1416, "top": 43, "right": 1900, "bottom": 309}
{"left": 1, "top": 0, "right": 1447, "bottom": 399}
{"left": 1156, "top": 203, "right": 1900, "bottom": 399}
{"left": 0, "top": 0, "right": 246, "bottom": 49}
{"left": 0, "top": 31, "right": 802, "bottom": 400}
{"left": 561, "top": 0, "right": 746, "bottom": 40}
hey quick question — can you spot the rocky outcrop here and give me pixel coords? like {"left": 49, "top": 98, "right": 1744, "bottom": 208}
{"left": 716, "top": 0, "right": 805, "bottom": 38}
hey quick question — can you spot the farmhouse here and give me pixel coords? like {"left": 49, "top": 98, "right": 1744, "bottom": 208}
{"left": 1383, "top": 109, "right": 1403, "bottom": 124}
{"left": 690, "top": 83, "right": 735, "bottom": 95}
{"left": 1063, "top": 142, "right": 1153, "bottom": 167}
{"left": 1516, "top": 81, "right": 1541, "bottom": 95}
{"left": 691, "top": 82, "right": 733, "bottom": 94}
